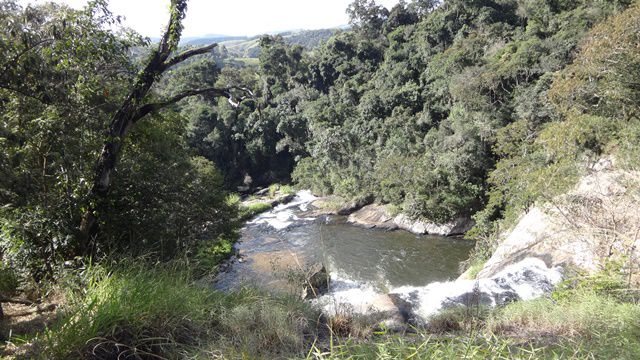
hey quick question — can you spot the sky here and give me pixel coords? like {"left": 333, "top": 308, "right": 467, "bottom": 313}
{"left": 19, "top": 0, "right": 402, "bottom": 38}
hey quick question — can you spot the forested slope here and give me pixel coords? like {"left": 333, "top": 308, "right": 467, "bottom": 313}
{"left": 179, "top": 0, "right": 639, "bottom": 239}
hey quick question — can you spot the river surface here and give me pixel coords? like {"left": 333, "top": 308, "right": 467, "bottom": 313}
{"left": 214, "top": 191, "right": 474, "bottom": 295}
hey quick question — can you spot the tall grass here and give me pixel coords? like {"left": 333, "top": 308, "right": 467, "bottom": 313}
{"left": 37, "top": 262, "right": 319, "bottom": 359}
{"left": 25, "top": 262, "right": 640, "bottom": 360}
{"left": 307, "top": 333, "right": 549, "bottom": 360}
{"left": 489, "top": 289, "right": 640, "bottom": 359}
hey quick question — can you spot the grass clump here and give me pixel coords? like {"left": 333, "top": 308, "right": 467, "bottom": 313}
{"left": 279, "top": 184, "right": 295, "bottom": 196}
{"left": 491, "top": 291, "right": 640, "bottom": 337}
{"left": 40, "top": 263, "right": 222, "bottom": 359}
{"left": 194, "top": 234, "right": 237, "bottom": 274}
{"left": 239, "top": 202, "right": 273, "bottom": 220}
{"left": 268, "top": 183, "right": 296, "bottom": 198}
{"left": 461, "top": 259, "right": 486, "bottom": 280}
{"left": 308, "top": 332, "right": 547, "bottom": 360}
{"left": 268, "top": 184, "right": 279, "bottom": 198}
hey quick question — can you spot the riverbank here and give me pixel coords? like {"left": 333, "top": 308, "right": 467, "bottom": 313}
{"left": 3, "top": 260, "right": 639, "bottom": 359}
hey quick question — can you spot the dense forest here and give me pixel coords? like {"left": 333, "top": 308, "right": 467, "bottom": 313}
{"left": 180, "top": 0, "right": 640, "bottom": 260}
{"left": 1, "top": 0, "right": 640, "bottom": 358}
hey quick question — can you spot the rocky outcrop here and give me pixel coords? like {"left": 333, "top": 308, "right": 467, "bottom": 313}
{"left": 475, "top": 157, "right": 640, "bottom": 281}
{"left": 347, "top": 204, "right": 474, "bottom": 236}
{"left": 307, "top": 195, "right": 375, "bottom": 216}
{"left": 391, "top": 257, "right": 563, "bottom": 324}
{"left": 347, "top": 204, "right": 399, "bottom": 231}
{"left": 314, "top": 257, "right": 562, "bottom": 327}
{"left": 337, "top": 195, "right": 374, "bottom": 216}
{"left": 393, "top": 214, "right": 475, "bottom": 236}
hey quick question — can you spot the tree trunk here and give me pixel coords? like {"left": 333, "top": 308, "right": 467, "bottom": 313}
{"left": 76, "top": 1, "right": 254, "bottom": 254}
{"left": 76, "top": 0, "right": 229, "bottom": 254}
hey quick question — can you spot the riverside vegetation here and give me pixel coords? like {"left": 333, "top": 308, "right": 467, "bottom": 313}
{"left": 1, "top": 0, "right": 640, "bottom": 359}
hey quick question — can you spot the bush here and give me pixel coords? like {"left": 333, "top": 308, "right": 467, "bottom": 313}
{"left": 0, "top": 264, "right": 19, "bottom": 295}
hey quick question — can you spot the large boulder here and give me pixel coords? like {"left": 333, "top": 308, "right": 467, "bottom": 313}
{"left": 347, "top": 204, "right": 398, "bottom": 231}
{"left": 347, "top": 204, "right": 474, "bottom": 236}
{"left": 393, "top": 214, "right": 475, "bottom": 236}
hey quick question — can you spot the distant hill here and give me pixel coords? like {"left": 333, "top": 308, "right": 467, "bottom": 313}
{"left": 183, "top": 34, "right": 250, "bottom": 46}
{"left": 282, "top": 28, "right": 337, "bottom": 49}
{"left": 182, "top": 28, "right": 339, "bottom": 58}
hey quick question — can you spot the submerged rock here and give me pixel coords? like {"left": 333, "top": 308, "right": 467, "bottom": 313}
{"left": 302, "top": 263, "right": 329, "bottom": 299}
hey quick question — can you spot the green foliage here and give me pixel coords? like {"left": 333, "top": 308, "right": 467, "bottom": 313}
{"left": 100, "top": 115, "right": 237, "bottom": 258}
{"left": 0, "top": 1, "right": 145, "bottom": 280}
{"left": 0, "top": 1, "right": 237, "bottom": 280}
{"left": 193, "top": 234, "right": 236, "bottom": 275}
{"left": 0, "top": 264, "right": 19, "bottom": 295}
{"left": 469, "top": 2, "right": 640, "bottom": 250}
{"left": 260, "top": 0, "right": 634, "bottom": 225}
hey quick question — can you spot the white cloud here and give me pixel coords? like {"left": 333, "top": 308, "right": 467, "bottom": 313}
{"left": 18, "top": 0, "right": 401, "bottom": 37}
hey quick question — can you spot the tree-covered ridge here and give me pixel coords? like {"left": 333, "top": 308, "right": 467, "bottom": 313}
{"left": 3, "top": 0, "right": 638, "bottom": 282}
{"left": 183, "top": 0, "right": 635, "bottom": 226}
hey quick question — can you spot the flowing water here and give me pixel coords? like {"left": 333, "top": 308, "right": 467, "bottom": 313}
{"left": 214, "top": 191, "right": 564, "bottom": 323}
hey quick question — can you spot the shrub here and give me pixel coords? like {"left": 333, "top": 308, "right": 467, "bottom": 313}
{"left": 0, "top": 264, "right": 19, "bottom": 295}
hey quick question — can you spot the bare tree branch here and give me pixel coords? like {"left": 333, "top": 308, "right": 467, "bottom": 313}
{"left": 134, "top": 86, "right": 255, "bottom": 121}
{"left": 162, "top": 43, "right": 218, "bottom": 70}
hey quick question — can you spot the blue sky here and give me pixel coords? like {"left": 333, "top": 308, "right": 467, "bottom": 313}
{"left": 19, "top": 0, "right": 401, "bottom": 37}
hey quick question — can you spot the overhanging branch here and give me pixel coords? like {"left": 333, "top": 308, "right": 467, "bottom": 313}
{"left": 134, "top": 86, "right": 255, "bottom": 122}
{"left": 162, "top": 43, "right": 218, "bottom": 70}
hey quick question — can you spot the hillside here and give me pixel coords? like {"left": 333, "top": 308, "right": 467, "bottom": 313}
{"left": 183, "top": 28, "right": 338, "bottom": 59}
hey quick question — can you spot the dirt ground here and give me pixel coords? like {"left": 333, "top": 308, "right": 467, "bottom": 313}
{"left": 0, "top": 298, "right": 59, "bottom": 359}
